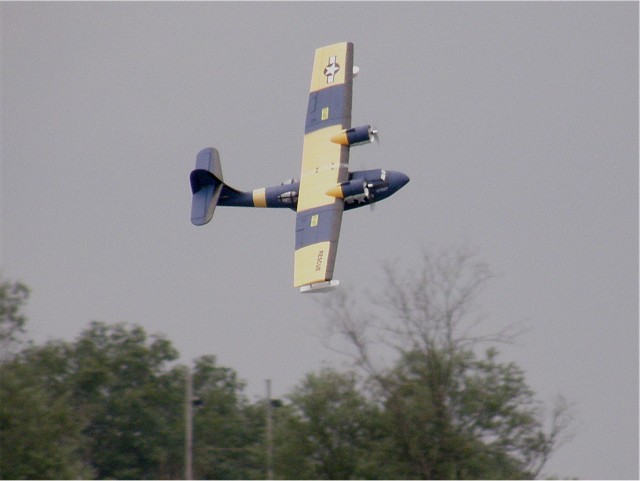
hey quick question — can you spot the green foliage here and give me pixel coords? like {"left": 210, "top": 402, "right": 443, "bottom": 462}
{"left": 0, "top": 320, "right": 186, "bottom": 479}
{"left": 191, "top": 355, "right": 265, "bottom": 479}
{"left": 0, "top": 275, "right": 30, "bottom": 355}
{"left": 0, "top": 277, "right": 86, "bottom": 479}
{"left": 1, "top": 262, "right": 571, "bottom": 480}
{"left": 0, "top": 353, "right": 92, "bottom": 479}
{"left": 379, "top": 347, "right": 545, "bottom": 479}
{"left": 273, "top": 368, "right": 388, "bottom": 479}
{"left": 318, "top": 248, "right": 573, "bottom": 479}
{"left": 70, "top": 322, "right": 184, "bottom": 479}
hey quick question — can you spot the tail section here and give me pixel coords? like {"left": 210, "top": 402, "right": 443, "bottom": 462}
{"left": 190, "top": 148, "right": 224, "bottom": 226}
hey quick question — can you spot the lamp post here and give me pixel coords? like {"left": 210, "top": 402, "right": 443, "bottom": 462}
{"left": 266, "top": 379, "right": 274, "bottom": 480}
{"left": 185, "top": 368, "right": 193, "bottom": 480}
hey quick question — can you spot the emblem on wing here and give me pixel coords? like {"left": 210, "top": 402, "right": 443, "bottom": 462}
{"left": 324, "top": 56, "right": 340, "bottom": 83}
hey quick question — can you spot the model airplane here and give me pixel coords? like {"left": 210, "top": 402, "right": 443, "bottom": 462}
{"left": 190, "top": 42, "right": 409, "bottom": 292}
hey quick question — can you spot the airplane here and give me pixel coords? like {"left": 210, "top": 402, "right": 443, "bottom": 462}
{"left": 189, "top": 42, "right": 410, "bottom": 293}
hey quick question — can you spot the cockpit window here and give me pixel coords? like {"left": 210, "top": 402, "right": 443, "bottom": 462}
{"left": 280, "top": 178, "right": 299, "bottom": 185}
{"left": 278, "top": 190, "right": 298, "bottom": 204}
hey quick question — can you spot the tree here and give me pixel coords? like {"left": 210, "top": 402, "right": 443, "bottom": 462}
{"left": 0, "top": 275, "right": 91, "bottom": 479}
{"left": 0, "top": 316, "right": 187, "bottom": 479}
{"left": 0, "top": 346, "right": 93, "bottom": 479}
{"left": 191, "top": 355, "right": 265, "bottom": 480}
{"left": 273, "top": 368, "right": 390, "bottom": 480}
{"left": 0, "top": 272, "right": 266, "bottom": 480}
{"left": 1, "top": 274, "right": 279, "bottom": 479}
{"left": 68, "top": 321, "right": 185, "bottom": 479}
{"left": 0, "top": 275, "right": 30, "bottom": 358}
{"left": 322, "top": 247, "right": 572, "bottom": 479}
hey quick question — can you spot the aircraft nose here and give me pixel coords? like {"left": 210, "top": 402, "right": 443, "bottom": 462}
{"left": 389, "top": 171, "right": 410, "bottom": 189}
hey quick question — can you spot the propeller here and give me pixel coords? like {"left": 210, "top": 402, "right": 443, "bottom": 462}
{"left": 370, "top": 128, "right": 380, "bottom": 144}
{"left": 369, "top": 128, "right": 380, "bottom": 211}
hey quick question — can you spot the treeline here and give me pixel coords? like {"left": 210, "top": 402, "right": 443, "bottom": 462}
{"left": 0, "top": 251, "right": 572, "bottom": 479}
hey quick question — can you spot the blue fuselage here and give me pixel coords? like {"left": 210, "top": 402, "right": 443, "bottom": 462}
{"left": 218, "top": 168, "right": 409, "bottom": 211}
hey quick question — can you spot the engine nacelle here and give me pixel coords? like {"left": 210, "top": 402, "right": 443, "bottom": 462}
{"left": 330, "top": 125, "right": 377, "bottom": 146}
{"left": 326, "top": 179, "right": 369, "bottom": 202}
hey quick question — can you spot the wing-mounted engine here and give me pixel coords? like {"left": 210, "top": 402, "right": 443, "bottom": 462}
{"left": 326, "top": 169, "right": 406, "bottom": 208}
{"left": 326, "top": 179, "right": 369, "bottom": 203}
{"left": 330, "top": 124, "right": 378, "bottom": 147}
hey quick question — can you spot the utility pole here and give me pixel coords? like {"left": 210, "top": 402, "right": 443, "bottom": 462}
{"left": 266, "top": 379, "right": 274, "bottom": 480}
{"left": 185, "top": 368, "right": 193, "bottom": 480}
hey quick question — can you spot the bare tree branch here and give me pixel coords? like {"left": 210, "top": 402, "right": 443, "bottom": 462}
{"left": 318, "top": 245, "right": 573, "bottom": 478}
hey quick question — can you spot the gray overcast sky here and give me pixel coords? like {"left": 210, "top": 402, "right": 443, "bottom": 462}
{"left": 2, "top": 2, "right": 638, "bottom": 478}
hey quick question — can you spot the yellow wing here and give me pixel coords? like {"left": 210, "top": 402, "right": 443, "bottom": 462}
{"left": 294, "top": 42, "right": 354, "bottom": 290}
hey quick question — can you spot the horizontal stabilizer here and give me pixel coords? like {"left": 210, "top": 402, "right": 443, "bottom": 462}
{"left": 190, "top": 148, "right": 224, "bottom": 226}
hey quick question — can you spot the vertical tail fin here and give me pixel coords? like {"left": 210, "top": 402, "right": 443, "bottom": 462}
{"left": 190, "top": 148, "right": 224, "bottom": 226}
